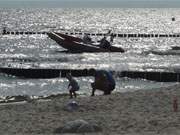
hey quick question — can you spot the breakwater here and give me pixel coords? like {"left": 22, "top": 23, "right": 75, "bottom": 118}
{"left": 2, "top": 30, "right": 180, "bottom": 38}
{"left": 1, "top": 67, "right": 180, "bottom": 82}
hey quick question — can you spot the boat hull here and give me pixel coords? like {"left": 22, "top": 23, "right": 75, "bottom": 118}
{"left": 47, "top": 32, "right": 125, "bottom": 53}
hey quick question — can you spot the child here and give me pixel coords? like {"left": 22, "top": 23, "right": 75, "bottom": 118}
{"left": 90, "top": 68, "right": 115, "bottom": 96}
{"left": 66, "top": 73, "right": 79, "bottom": 98}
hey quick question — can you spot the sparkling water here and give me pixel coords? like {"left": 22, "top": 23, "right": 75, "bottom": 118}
{"left": 0, "top": 8, "right": 179, "bottom": 97}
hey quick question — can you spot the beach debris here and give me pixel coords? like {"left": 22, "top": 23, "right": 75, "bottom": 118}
{"left": 0, "top": 95, "right": 31, "bottom": 103}
{"left": 64, "top": 100, "right": 79, "bottom": 112}
{"left": 173, "top": 96, "right": 178, "bottom": 112}
{"left": 0, "top": 95, "right": 43, "bottom": 104}
{"left": 54, "top": 119, "right": 102, "bottom": 133}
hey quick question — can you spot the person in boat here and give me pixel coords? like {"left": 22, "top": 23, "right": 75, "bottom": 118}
{"left": 99, "top": 36, "right": 111, "bottom": 49}
{"left": 89, "top": 68, "right": 116, "bottom": 96}
{"left": 3, "top": 27, "right": 6, "bottom": 35}
{"left": 110, "top": 33, "right": 115, "bottom": 43}
{"left": 83, "top": 33, "right": 92, "bottom": 44}
{"left": 107, "top": 30, "right": 112, "bottom": 36}
{"left": 66, "top": 73, "right": 80, "bottom": 98}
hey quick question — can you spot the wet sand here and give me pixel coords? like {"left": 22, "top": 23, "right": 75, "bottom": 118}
{"left": 0, "top": 84, "right": 180, "bottom": 134}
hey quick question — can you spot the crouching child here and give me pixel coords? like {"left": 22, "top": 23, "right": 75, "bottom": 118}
{"left": 90, "top": 69, "right": 115, "bottom": 96}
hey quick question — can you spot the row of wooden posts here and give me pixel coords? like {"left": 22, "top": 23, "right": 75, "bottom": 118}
{"left": 2, "top": 30, "right": 180, "bottom": 38}
{"left": 1, "top": 67, "right": 180, "bottom": 82}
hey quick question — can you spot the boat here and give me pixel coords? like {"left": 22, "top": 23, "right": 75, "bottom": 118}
{"left": 171, "top": 46, "right": 180, "bottom": 50}
{"left": 47, "top": 32, "right": 125, "bottom": 53}
{"left": 147, "top": 46, "right": 180, "bottom": 56}
{"left": 149, "top": 50, "right": 180, "bottom": 55}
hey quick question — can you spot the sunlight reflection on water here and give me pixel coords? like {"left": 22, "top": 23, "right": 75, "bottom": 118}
{"left": 0, "top": 8, "right": 179, "bottom": 96}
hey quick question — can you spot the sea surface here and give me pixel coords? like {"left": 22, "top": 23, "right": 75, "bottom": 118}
{"left": 0, "top": 8, "right": 180, "bottom": 98}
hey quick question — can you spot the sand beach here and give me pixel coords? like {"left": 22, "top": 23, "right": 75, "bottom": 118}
{"left": 0, "top": 84, "right": 180, "bottom": 135}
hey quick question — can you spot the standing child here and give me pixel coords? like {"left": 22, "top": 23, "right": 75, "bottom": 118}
{"left": 66, "top": 73, "right": 79, "bottom": 98}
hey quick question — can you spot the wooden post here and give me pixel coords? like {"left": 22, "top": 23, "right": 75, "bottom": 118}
{"left": 173, "top": 96, "right": 178, "bottom": 112}
{"left": 2, "top": 27, "right": 6, "bottom": 35}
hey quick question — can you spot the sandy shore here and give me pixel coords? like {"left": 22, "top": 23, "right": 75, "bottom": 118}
{"left": 0, "top": 84, "right": 180, "bottom": 135}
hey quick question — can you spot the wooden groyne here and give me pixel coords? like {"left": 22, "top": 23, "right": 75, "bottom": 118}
{"left": 2, "top": 30, "right": 180, "bottom": 38}
{"left": 0, "top": 67, "right": 90, "bottom": 79}
{"left": 2, "top": 31, "right": 47, "bottom": 35}
{"left": 119, "top": 71, "right": 180, "bottom": 82}
{"left": 1, "top": 67, "right": 180, "bottom": 82}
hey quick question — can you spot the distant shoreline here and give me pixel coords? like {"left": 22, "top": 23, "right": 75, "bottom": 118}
{"left": 0, "top": 1, "right": 180, "bottom": 8}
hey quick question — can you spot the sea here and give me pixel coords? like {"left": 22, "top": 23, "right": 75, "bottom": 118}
{"left": 0, "top": 8, "right": 180, "bottom": 98}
